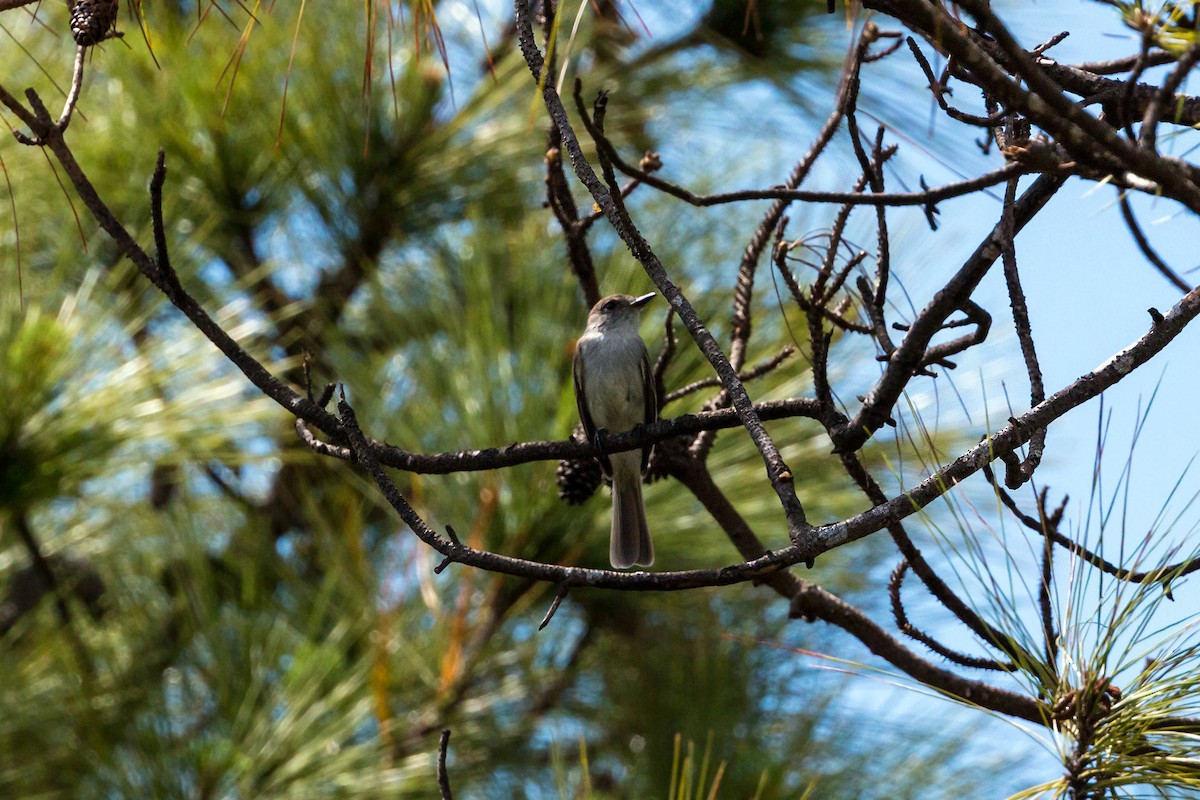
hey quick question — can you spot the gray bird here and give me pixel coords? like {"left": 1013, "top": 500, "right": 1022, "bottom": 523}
{"left": 572, "top": 292, "right": 657, "bottom": 568}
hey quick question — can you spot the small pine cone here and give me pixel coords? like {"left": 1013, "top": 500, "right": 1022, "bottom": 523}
{"left": 645, "top": 434, "right": 687, "bottom": 483}
{"left": 556, "top": 456, "right": 602, "bottom": 504}
{"left": 70, "top": 0, "right": 119, "bottom": 47}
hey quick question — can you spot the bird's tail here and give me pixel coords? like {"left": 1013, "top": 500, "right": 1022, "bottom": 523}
{"left": 611, "top": 456, "right": 653, "bottom": 568}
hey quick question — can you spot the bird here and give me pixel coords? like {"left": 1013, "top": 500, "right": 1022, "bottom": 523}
{"left": 572, "top": 292, "right": 657, "bottom": 568}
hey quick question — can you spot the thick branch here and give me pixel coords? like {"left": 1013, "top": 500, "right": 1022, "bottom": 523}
{"left": 1118, "top": 191, "right": 1190, "bottom": 292}
{"left": 306, "top": 397, "right": 837, "bottom": 475}
{"left": 339, "top": 390, "right": 807, "bottom": 590}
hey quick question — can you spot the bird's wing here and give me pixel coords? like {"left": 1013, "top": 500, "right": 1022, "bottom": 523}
{"left": 639, "top": 344, "right": 656, "bottom": 474}
{"left": 573, "top": 342, "right": 612, "bottom": 475}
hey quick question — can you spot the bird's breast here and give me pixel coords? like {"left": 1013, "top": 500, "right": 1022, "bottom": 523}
{"left": 577, "top": 333, "right": 647, "bottom": 433}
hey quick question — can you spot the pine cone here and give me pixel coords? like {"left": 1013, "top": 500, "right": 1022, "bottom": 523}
{"left": 556, "top": 455, "right": 602, "bottom": 504}
{"left": 70, "top": 0, "right": 119, "bottom": 47}
{"left": 645, "top": 434, "right": 687, "bottom": 483}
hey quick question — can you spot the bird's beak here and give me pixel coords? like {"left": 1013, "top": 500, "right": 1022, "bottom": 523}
{"left": 631, "top": 292, "right": 656, "bottom": 308}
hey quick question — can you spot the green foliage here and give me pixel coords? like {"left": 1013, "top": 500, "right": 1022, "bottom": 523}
{"left": 910, "top": 393, "right": 1200, "bottom": 798}
{"left": 1099, "top": 0, "right": 1200, "bottom": 53}
{"left": 0, "top": 267, "right": 279, "bottom": 515}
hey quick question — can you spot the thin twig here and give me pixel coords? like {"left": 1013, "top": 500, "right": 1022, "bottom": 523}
{"left": 987, "top": 465, "right": 1200, "bottom": 586}
{"left": 437, "top": 729, "right": 454, "bottom": 800}
{"left": 889, "top": 560, "right": 1017, "bottom": 671}
{"left": 1031, "top": 31, "right": 1069, "bottom": 57}
{"left": 8, "top": 47, "right": 86, "bottom": 145}
{"left": 1120, "top": 29, "right": 1155, "bottom": 139}
{"left": 545, "top": 127, "right": 599, "bottom": 307}
{"left": 1117, "top": 190, "right": 1191, "bottom": 292}
{"left": 835, "top": 173, "right": 1064, "bottom": 454}
{"left": 296, "top": 418, "right": 352, "bottom": 460}
{"left": 907, "top": 37, "right": 1010, "bottom": 127}
{"left": 652, "top": 307, "right": 676, "bottom": 407}
{"left": 1073, "top": 50, "right": 1176, "bottom": 76}
{"left": 58, "top": 46, "right": 86, "bottom": 134}
{"left": 662, "top": 346, "right": 796, "bottom": 405}
{"left": 537, "top": 584, "right": 570, "bottom": 631}
{"left": 774, "top": 243, "right": 873, "bottom": 335}
{"left": 998, "top": 175, "right": 1046, "bottom": 487}
{"left": 582, "top": 62, "right": 1025, "bottom": 212}
{"left": 687, "top": 23, "right": 885, "bottom": 462}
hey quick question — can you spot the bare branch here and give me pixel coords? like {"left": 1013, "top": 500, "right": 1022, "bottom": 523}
{"left": 889, "top": 560, "right": 1017, "bottom": 672}
{"left": 1072, "top": 49, "right": 1176, "bottom": 76}
{"left": 686, "top": 21, "right": 884, "bottom": 462}
{"left": 988, "top": 466, "right": 1200, "bottom": 587}
{"left": 663, "top": 346, "right": 797, "bottom": 405}
{"left": 545, "top": 131, "right": 600, "bottom": 308}
{"left": 299, "top": 397, "right": 835, "bottom": 472}
{"left": 788, "top": 581, "right": 1043, "bottom": 724}
{"left": 998, "top": 175, "right": 1046, "bottom": 488}
{"left": 1118, "top": 190, "right": 1191, "bottom": 293}
{"left": 836, "top": 173, "right": 1064, "bottom": 454}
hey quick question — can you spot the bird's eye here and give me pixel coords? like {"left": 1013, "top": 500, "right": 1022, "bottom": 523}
{"left": 601, "top": 299, "right": 617, "bottom": 312}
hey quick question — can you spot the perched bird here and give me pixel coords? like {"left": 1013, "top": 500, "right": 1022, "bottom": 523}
{"left": 572, "top": 292, "right": 657, "bottom": 568}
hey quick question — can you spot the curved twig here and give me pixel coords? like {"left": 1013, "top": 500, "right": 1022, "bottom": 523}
{"left": 889, "top": 560, "right": 1018, "bottom": 672}
{"left": 1117, "top": 190, "right": 1191, "bottom": 293}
